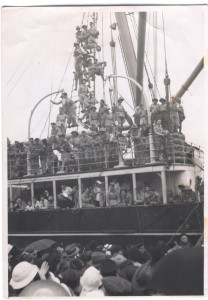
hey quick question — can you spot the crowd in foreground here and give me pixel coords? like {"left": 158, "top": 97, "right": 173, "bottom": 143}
{"left": 8, "top": 234, "right": 203, "bottom": 297}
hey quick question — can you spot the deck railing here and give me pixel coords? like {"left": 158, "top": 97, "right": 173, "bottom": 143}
{"left": 7, "top": 138, "right": 195, "bottom": 179}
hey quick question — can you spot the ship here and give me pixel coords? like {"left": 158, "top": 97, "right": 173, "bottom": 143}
{"left": 7, "top": 11, "right": 204, "bottom": 249}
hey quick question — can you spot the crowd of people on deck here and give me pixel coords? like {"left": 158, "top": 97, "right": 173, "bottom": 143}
{"left": 9, "top": 175, "right": 202, "bottom": 213}
{"left": 8, "top": 233, "right": 203, "bottom": 297}
{"left": 7, "top": 18, "right": 190, "bottom": 179}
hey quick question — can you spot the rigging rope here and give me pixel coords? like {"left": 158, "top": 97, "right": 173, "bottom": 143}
{"left": 162, "top": 13, "right": 169, "bottom": 76}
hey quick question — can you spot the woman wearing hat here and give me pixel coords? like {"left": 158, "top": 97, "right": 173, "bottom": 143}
{"left": 9, "top": 261, "right": 49, "bottom": 296}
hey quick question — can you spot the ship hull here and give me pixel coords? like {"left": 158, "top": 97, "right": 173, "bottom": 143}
{"left": 8, "top": 202, "right": 203, "bottom": 248}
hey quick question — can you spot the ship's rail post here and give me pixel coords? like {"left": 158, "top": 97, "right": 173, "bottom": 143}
{"left": 132, "top": 173, "right": 137, "bottom": 204}
{"left": 31, "top": 182, "right": 35, "bottom": 208}
{"left": 9, "top": 185, "right": 13, "bottom": 210}
{"left": 78, "top": 177, "right": 82, "bottom": 208}
{"left": 161, "top": 170, "right": 167, "bottom": 204}
{"left": 53, "top": 180, "right": 57, "bottom": 209}
{"left": 105, "top": 176, "right": 109, "bottom": 206}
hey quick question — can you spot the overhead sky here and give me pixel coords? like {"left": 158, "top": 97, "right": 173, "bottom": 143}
{"left": 1, "top": 5, "right": 205, "bottom": 148}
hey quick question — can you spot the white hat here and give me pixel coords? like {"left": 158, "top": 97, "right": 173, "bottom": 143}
{"left": 8, "top": 244, "right": 13, "bottom": 254}
{"left": 80, "top": 266, "right": 102, "bottom": 292}
{"left": 10, "top": 261, "right": 39, "bottom": 289}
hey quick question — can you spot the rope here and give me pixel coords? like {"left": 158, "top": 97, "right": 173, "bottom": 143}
{"left": 166, "top": 203, "right": 200, "bottom": 247}
{"left": 162, "top": 13, "right": 168, "bottom": 76}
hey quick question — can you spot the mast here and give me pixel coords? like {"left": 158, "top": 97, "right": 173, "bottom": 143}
{"left": 153, "top": 12, "right": 158, "bottom": 98}
{"left": 175, "top": 58, "right": 204, "bottom": 98}
{"left": 136, "top": 12, "right": 147, "bottom": 107}
{"left": 115, "top": 12, "right": 137, "bottom": 105}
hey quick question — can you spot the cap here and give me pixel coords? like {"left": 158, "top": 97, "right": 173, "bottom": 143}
{"left": 99, "top": 127, "right": 106, "bottom": 132}
{"left": 118, "top": 97, "right": 124, "bottom": 102}
{"left": 81, "top": 78, "right": 87, "bottom": 83}
{"left": 71, "top": 130, "right": 78, "bottom": 135}
{"left": 152, "top": 98, "right": 158, "bottom": 102}
{"left": 82, "top": 25, "right": 87, "bottom": 28}
{"left": 60, "top": 92, "right": 68, "bottom": 98}
{"left": 159, "top": 98, "right": 166, "bottom": 103}
{"left": 90, "top": 106, "right": 96, "bottom": 110}
{"left": 76, "top": 26, "right": 80, "bottom": 29}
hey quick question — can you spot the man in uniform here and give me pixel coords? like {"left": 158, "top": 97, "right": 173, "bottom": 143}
{"left": 103, "top": 107, "right": 114, "bottom": 133}
{"left": 99, "top": 127, "right": 110, "bottom": 168}
{"left": 79, "top": 130, "right": 93, "bottom": 170}
{"left": 61, "top": 92, "right": 78, "bottom": 128}
{"left": 133, "top": 104, "right": 148, "bottom": 129}
{"left": 56, "top": 135, "right": 73, "bottom": 172}
{"left": 153, "top": 119, "right": 168, "bottom": 161}
{"left": 78, "top": 78, "right": 89, "bottom": 112}
{"left": 69, "top": 131, "right": 80, "bottom": 170}
{"left": 32, "top": 138, "right": 42, "bottom": 175}
{"left": 176, "top": 97, "right": 185, "bottom": 133}
{"left": 150, "top": 98, "right": 160, "bottom": 126}
{"left": 75, "top": 26, "right": 84, "bottom": 45}
{"left": 88, "top": 58, "right": 106, "bottom": 82}
{"left": 114, "top": 97, "right": 126, "bottom": 129}
{"left": 170, "top": 97, "right": 180, "bottom": 132}
{"left": 159, "top": 98, "right": 169, "bottom": 131}
{"left": 89, "top": 106, "right": 99, "bottom": 131}
{"left": 56, "top": 107, "right": 67, "bottom": 136}
{"left": 50, "top": 122, "right": 61, "bottom": 142}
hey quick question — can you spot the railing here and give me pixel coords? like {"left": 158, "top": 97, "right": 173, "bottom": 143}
{"left": 7, "top": 138, "right": 195, "bottom": 179}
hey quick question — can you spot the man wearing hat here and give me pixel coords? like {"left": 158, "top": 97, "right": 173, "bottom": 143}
{"left": 75, "top": 25, "right": 84, "bottom": 44}
{"left": 103, "top": 107, "right": 113, "bottom": 133}
{"left": 89, "top": 106, "right": 99, "bottom": 130}
{"left": 61, "top": 92, "right": 78, "bottom": 128}
{"left": 133, "top": 104, "right": 148, "bottom": 129}
{"left": 78, "top": 78, "right": 89, "bottom": 112}
{"left": 150, "top": 98, "right": 160, "bottom": 125}
{"left": 79, "top": 131, "right": 94, "bottom": 170}
{"left": 69, "top": 131, "right": 80, "bottom": 169}
{"left": 56, "top": 107, "right": 67, "bottom": 136}
{"left": 98, "top": 127, "right": 111, "bottom": 168}
{"left": 88, "top": 21, "right": 99, "bottom": 38}
{"left": 176, "top": 97, "right": 185, "bottom": 133}
{"left": 159, "top": 98, "right": 169, "bottom": 131}
{"left": 114, "top": 96, "right": 126, "bottom": 129}
{"left": 170, "top": 97, "right": 180, "bottom": 132}
{"left": 83, "top": 34, "right": 99, "bottom": 54}
{"left": 88, "top": 58, "right": 107, "bottom": 81}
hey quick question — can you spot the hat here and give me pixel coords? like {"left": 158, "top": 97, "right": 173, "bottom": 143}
{"left": 82, "top": 24, "right": 87, "bottom": 28}
{"left": 76, "top": 26, "right": 80, "bottom": 29}
{"left": 70, "top": 258, "right": 84, "bottom": 271}
{"left": 71, "top": 130, "right": 78, "bottom": 135}
{"left": 65, "top": 244, "right": 79, "bottom": 258}
{"left": 89, "top": 251, "right": 107, "bottom": 267}
{"left": 51, "top": 122, "right": 55, "bottom": 125}
{"left": 111, "top": 254, "right": 127, "bottom": 266}
{"left": 152, "top": 98, "right": 158, "bottom": 102}
{"left": 48, "top": 196, "right": 54, "bottom": 201}
{"left": 80, "top": 266, "right": 102, "bottom": 291}
{"left": 96, "top": 180, "right": 102, "bottom": 185}
{"left": 81, "top": 78, "right": 87, "bottom": 83}
{"left": 118, "top": 96, "right": 124, "bottom": 102}
{"left": 178, "top": 184, "right": 185, "bottom": 188}
{"left": 60, "top": 268, "right": 81, "bottom": 288}
{"left": 159, "top": 98, "right": 166, "bottom": 103}
{"left": 100, "top": 259, "right": 117, "bottom": 277}
{"left": 89, "top": 21, "right": 94, "bottom": 25}
{"left": 8, "top": 244, "right": 13, "bottom": 254}
{"left": 74, "top": 42, "right": 79, "bottom": 46}
{"left": 60, "top": 92, "right": 68, "bottom": 98}
{"left": 184, "top": 185, "right": 192, "bottom": 190}
{"left": 102, "top": 276, "right": 133, "bottom": 296}
{"left": 131, "top": 124, "right": 138, "bottom": 129}
{"left": 10, "top": 261, "right": 38, "bottom": 289}
{"left": 99, "top": 127, "right": 106, "bottom": 132}
{"left": 90, "top": 106, "right": 96, "bottom": 110}
{"left": 19, "top": 280, "right": 70, "bottom": 297}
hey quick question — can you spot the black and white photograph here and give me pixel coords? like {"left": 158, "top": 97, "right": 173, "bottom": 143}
{"left": 2, "top": 3, "right": 206, "bottom": 298}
